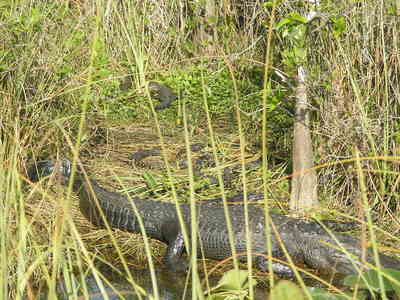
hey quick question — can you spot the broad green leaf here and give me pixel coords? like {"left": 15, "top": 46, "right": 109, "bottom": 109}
{"left": 275, "top": 18, "right": 292, "bottom": 31}
{"left": 214, "top": 269, "right": 247, "bottom": 291}
{"left": 29, "top": 7, "right": 42, "bottom": 26}
{"left": 287, "top": 13, "right": 307, "bottom": 24}
{"left": 331, "top": 16, "right": 346, "bottom": 38}
{"left": 343, "top": 268, "right": 400, "bottom": 293}
{"left": 289, "top": 25, "right": 307, "bottom": 45}
{"left": 211, "top": 269, "right": 256, "bottom": 292}
{"left": 269, "top": 280, "right": 305, "bottom": 300}
{"left": 307, "top": 287, "right": 367, "bottom": 300}
{"left": 293, "top": 47, "right": 306, "bottom": 62}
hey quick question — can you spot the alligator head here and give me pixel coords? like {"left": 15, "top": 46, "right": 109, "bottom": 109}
{"left": 28, "top": 159, "right": 72, "bottom": 183}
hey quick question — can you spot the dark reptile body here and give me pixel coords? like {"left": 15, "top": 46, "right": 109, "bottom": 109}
{"left": 29, "top": 160, "right": 400, "bottom": 276}
{"left": 148, "top": 82, "right": 178, "bottom": 111}
{"left": 129, "top": 145, "right": 260, "bottom": 188}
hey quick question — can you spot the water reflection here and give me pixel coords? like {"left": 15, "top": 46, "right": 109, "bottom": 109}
{"left": 50, "top": 265, "right": 269, "bottom": 300}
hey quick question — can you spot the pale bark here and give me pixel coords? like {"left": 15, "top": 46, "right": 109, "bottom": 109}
{"left": 290, "top": 66, "right": 319, "bottom": 213}
{"left": 195, "top": 0, "right": 217, "bottom": 55}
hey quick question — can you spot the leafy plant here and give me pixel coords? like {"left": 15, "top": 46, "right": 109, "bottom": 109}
{"left": 343, "top": 268, "right": 400, "bottom": 298}
{"left": 269, "top": 281, "right": 367, "bottom": 300}
{"left": 206, "top": 269, "right": 257, "bottom": 300}
{"left": 275, "top": 12, "right": 308, "bottom": 71}
{"left": 269, "top": 280, "right": 306, "bottom": 300}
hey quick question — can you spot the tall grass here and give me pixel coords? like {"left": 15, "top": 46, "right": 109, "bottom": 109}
{"left": 1, "top": 0, "right": 399, "bottom": 299}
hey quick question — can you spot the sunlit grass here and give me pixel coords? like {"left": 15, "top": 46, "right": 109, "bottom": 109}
{"left": 0, "top": 0, "right": 399, "bottom": 299}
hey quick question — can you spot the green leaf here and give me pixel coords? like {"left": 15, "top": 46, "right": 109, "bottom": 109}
{"left": 275, "top": 18, "right": 292, "bottom": 31}
{"left": 97, "top": 68, "right": 112, "bottom": 77}
{"left": 269, "top": 280, "right": 305, "bottom": 300}
{"left": 307, "top": 287, "right": 367, "bottom": 300}
{"left": 293, "top": 47, "right": 306, "bottom": 62}
{"left": 29, "top": 7, "right": 42, "bottom": 26}
{"left": 206, "top": 16, "right": 218, "bottom": 25}
{"left": 287, "top": 13, "right": 307, "bottom": 24}
{"left": 143, "top": 172, "right": 158, "bottom": 188}
{"left": 57, "top": 65, "right": 73, "bottom": 75}
{"left": 331, "top": 16, "right": 346, "bottom": 38}
{"left": 343, "top": 268, "right": 400, "bottom": 293}
{"left": 288, "top": 24, "right": 307, "bottom": 45}
{"left": 211, "top": 269, "right": 256, "bottom": 292}
{"left": 263, "top": 1, "right": 282, "bottom": 8}
{"left": 386, "top": 7, "right": 399, "bottom": 16}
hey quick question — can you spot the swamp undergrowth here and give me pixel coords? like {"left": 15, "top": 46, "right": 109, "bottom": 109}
{"left": 0, "top": 0, "right": 399, "bottom": 299}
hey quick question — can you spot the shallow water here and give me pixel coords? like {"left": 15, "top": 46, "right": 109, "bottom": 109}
{"left": 45, "top": 265, "right": 269, "bottom": 300}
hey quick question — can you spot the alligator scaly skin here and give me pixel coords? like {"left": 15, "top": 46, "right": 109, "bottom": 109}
{"left": 28, "top": 159, "right": 400, "bottom": 276}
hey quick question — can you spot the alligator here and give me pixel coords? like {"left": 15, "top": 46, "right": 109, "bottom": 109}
{"left": 28, "top": 159, "right": 400, "bottom": 277}
{"left": 119, "top": 80, "right": 177, "bottom": 110}
{"left": 129, "top": 144, "right": 261, "bottom": 188}
{"left": 148, "top": 82, "right": 178, "bottom": 110}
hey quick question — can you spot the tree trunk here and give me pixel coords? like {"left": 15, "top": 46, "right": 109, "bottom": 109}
{"left": 195, "top": 0, "right": 217, "bottom": 55}
{"left": 290, "top": 66, "right": 319, "bottom": 213}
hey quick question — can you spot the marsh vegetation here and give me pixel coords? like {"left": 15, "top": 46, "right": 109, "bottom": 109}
{"left": 1, "top": 0, "right": 399, "bottom": 299}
